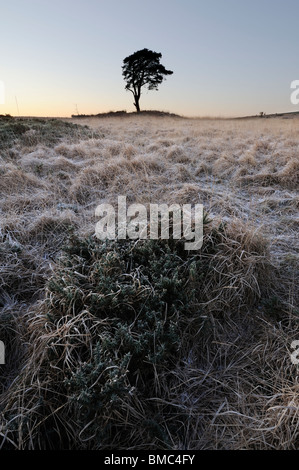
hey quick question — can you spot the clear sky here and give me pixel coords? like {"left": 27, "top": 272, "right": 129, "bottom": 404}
{"left": 1, "top": 0, "right": 299, "bottom": 117}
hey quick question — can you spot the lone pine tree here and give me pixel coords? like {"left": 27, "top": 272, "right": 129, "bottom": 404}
{"left": 122, "top": 48, "right": 173, "bottom": 112}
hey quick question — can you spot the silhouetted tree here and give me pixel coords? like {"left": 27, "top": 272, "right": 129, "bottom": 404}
{"left": 122, "top": 48, "right": 173, "bottom": 113}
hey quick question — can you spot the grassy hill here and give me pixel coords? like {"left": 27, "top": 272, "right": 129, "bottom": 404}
{"left": 0, "top": 114, "right": 298, "bottom": 449}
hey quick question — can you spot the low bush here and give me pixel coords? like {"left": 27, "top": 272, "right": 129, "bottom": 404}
{"left": 0, "top": 219, "right": 275, "bottom": 449}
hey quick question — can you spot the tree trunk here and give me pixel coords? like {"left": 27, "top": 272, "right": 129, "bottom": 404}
{"left": 134, "top": 95, "right": 140, "bottom": 113}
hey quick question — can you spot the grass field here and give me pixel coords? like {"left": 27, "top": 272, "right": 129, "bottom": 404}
{"left": 0, "top": 113, "right": 298, "bottom": 449}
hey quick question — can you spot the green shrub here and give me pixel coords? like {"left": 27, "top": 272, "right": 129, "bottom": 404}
{"left": 0, "top": 117, "right": 98, "bottom": 152}
{"left": 1, "top": 220, "right": 274, "bottom": 449}
{"left": 44, "top": 235, "right": 204, "bottom": 446}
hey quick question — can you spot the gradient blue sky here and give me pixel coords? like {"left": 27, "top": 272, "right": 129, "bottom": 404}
{"left": 1, "top": 0, "right": 299, "bottom": 117}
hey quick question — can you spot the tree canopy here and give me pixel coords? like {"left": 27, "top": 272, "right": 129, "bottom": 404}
{"left": 122, "top": 48, "right": 173, "bottom": 112}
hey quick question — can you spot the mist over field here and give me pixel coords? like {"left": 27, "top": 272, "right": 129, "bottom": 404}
{"left": 0, "top": 113, "right": 298, "bottom": 449}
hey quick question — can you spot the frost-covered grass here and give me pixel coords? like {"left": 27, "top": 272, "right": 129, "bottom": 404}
{"left": 0, "top": 114, "right": 298, "bottom": 449}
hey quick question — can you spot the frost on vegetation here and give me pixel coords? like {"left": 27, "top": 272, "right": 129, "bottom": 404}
{"left": 0, "top": 115, "right": 298, "bottom": 450}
